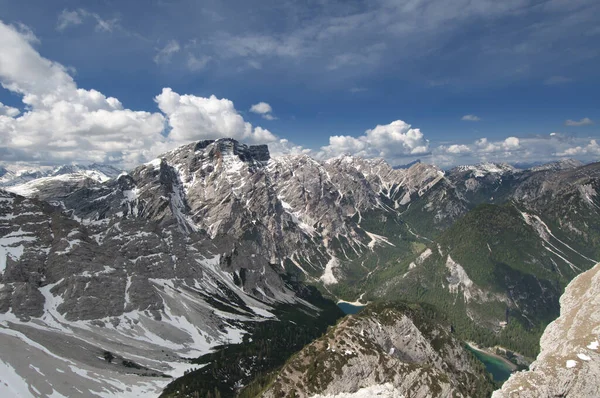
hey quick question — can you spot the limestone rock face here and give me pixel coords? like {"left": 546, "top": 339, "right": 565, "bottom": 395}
{"left": 261, "top": 303, "right": 493, "bottom": 398}
{"left": 492, "top": 262, "right": 600, "bottom": 398}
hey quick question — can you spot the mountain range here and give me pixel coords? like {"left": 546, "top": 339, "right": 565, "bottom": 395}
{"left": 1, "top": 138, "right": 599, "bottom": 397}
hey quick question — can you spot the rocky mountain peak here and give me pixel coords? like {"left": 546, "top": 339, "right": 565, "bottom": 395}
{"left": 195, "top": 138, "right": 270, "bottom": 163}
{"left": 260, "top": 302, "right": 494, "bottom": 397}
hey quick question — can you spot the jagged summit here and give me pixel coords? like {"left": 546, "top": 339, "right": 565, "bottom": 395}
{"left": 152, "top": 138, "right": 270, "bottom": 169}
{"left": 194, "top": 138, "right": 271, "bottom": 162}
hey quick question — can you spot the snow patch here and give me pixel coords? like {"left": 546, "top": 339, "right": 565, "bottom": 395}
{"left": 577, "top": 353, "right": 591, "bottom": 361}
{"left": 146, "top": 158, "right": 162, "bottom": 170}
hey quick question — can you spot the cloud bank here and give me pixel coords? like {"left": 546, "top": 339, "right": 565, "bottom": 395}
{"left": 318, "top": 120, "right": 430, "bottom": 162}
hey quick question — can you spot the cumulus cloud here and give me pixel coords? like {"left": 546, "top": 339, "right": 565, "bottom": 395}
{"left": 0, "top": 21, "right": 165, "bottom": 166}
{"left": 0, "top": 21, "right": 304, "bottom": 167}
{"left": 461, "top": 114, "right": 481, "bottom": 122}
{"left": 318, "top": 120, "right": 429, "bottom": 163}
{"left": 472, "top": 137, "right": 520, "bottom": 153}
{"left": 565, "top": 117, "right": 594, "bottom": 126}
{"left": 0, "top": 102, "right": 20, "bottom": 117}
{"left": 154, "top": 40, "right": 181, "bottom": 64}
{"left": 250, "top": 102, "right": 277, "bottom": 120}
{"left": 440, "top": 144, "right": 471, "bottom": 154}
{"left": 555, "top": 139, "right": 600, "bottom": 156}
{"left": 155, "top": 88, "right": 277, "bottom": 143}
{"left": 250, "top": 102, "right": 272, "bottom": 114}
{"left": 268, "top": 139, "right": 312, "bottom": 157}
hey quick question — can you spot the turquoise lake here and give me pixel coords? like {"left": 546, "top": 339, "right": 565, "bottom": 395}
{"left": 337, "top": 302, "right": 365, "bottom": 315}
{"left": 467, "top": 346, "right": 514, "bottom": 382}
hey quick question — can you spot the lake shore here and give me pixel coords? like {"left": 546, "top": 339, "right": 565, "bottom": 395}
{"left": 336, "top": 299, "right": 368, "bottom": 306}
{"left": 466, "top": 342, "right": 518, "bottom": 371}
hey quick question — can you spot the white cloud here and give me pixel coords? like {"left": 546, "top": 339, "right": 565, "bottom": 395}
{"left": 555, "top": 139, "right": 600, "bottom": 156}
{"left": 471, "top": 136, "right": 520, "bottom": 153}
{"left": 57, "top": 9, "right": 84, "bottom": 31}
{"left": 565, "top": 117, "right": 594, "bottom": 126}
{"left": 503, "top": 136, "right": 520, "bottom": 149}
{"left": 0, "top": 21, "right": 165, "bottom": 167}
{"left": 13, "top": 23, "right": 40, "bottom": 44}
{"left": 250, "top": 102, "right": 277, "bottom": 120}
{"left": 268, "top": 139, "right": 311, "bottom": 157}
{"left": 0, "top": 21, "right": 304, "bottom": 167}
{"left": 56, "top": 9, "right": 118, "bottom": 33}
{"left": 461, "top": 114, "right": 481, "bottom": 122}
{"left": 441, "top": 144, "right": 471, "bottom": 154}
{"left": 431, "top": 133, "right": 600, "bottom": 168}
{"left": 0, "top": 102, "right": 20, "bottom": 117}
{"left": 318, "top": 120, "right": 430, "bottom": 163}
{"left": 154, "top": 40, "right": 181, "bottom": 64}
{"left": 250, "top": 102, "right": 272, "bottom": 114}
{"left": 155, "top": 88, "right": 277, "bottom": 143}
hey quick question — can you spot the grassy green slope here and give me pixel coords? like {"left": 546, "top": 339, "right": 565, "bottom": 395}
{"left": 363, "top": 203, "right": 596, "bottom": 357}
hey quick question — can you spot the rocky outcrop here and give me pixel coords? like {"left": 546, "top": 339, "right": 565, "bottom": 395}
{"left": 493, "top": 262, "right": 600, "bottom": 397}
{"left": 260, "top": 303, "right": 494, "bottom": 398}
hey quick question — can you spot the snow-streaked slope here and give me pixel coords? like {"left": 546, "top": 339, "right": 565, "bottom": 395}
{"left": 0, "top": 186, "right": 306, "bottom": 397}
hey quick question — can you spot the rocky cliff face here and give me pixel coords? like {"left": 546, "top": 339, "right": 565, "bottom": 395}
{"left": 259, "top": 303, "right": 493, "bottom": 398}
{"left": 492, "top": 262, "right": 600, "bottom": 398}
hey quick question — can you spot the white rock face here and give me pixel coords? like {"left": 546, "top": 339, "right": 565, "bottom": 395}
{"left": 493, "top": 262, "right": 600, "bottom": 398}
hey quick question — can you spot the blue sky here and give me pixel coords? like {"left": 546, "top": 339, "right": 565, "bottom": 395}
{"left": 0, "top": 0, "right": 598, "bottom": 168}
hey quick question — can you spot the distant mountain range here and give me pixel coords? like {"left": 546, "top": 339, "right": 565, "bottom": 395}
{"left": 0, "top": 163, "right": 123, "bottom": 198}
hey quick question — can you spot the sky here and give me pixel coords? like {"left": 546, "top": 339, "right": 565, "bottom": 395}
{"left": 0, "top": 0, "right": 599, "bottom": 169}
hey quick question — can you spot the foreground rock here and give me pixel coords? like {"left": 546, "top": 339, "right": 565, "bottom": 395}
{"left": 492, "top": 262, "right": 600, "bottom": 397}
{"left": 258, "top": 302, "right": 494, "bottom": 398}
